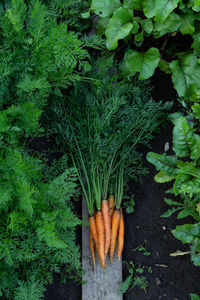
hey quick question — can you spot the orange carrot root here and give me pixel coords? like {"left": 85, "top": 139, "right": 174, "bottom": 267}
{"left": 110, "top": 209, "right": 121, "bottom": 264}
{"left": 90, "top": 229, "right": 96, "bottom": 270}
{"left": 102, "top": 200, "right": 111, "bottom": 257}
{"left": 117, "top": 207, "right": 124, "bottom": 261}
{"left": 89, "top": 215, "right": 98, "bottom": 247}
{"left": 96, "top": 210, "right": 105, "bottom": 270}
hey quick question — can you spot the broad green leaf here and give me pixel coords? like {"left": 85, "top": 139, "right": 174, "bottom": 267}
{"left": 117, "top": 273, "right": 133, "bottom": 294}
{"left": 179, "top": 177, "right": 200, "bottom": 195}
{"left": 147, "top": 152, "right": 177, "bottom": 176}
{"left": 142, "top": 0, "right": 156, "bottom": 18}
{"left": 90, "top": 0, "right": 121, "bottom": 17}
{"left": 190, "top": 294, "right": 200, "bottom": 300}
{"left": 134, "top": 31, "right": 143, "bottom": 42}
{"left": 179, "top": 165, "right": 200, "bottom": 181}
{"left": 154, "top": 171, "right": 175, "bottom": 183}
{"left": 179, "top": 13, "right": 195, "bottom": 34}
{"left": 170, "top": 54, "right": 200, "bottom": 101}
{"left": 131, "top": 20, "right": 139, "bottom": 34}
{"left": 122, "top": 48, "right": 160, "bottom": 80}
{"left": 177, "top": 208, "right": 193, "bottom": 219}
{"left": 164, "top": 198, "right": 182, "bottom": 206}
{"left": 192, "top": 103, "right": 200, "bottom": 120}
{"left": 123, "top": 0, "right": 141, "bottom": 10}
{"left": 155, "top": 0, "right": 180, "bottom": 23}
{"left": 81, "top": 10, "right": 90, "bottom": 19}
{"left": 158, "top": 59, "right": 171, "bottom": 74}
{"left": 141, "top": 19, "right": 153, "bottom": 35}
{"left": 161, "top": 207, "right": 181, "bottom": 218}
{"left": 192, "top": 34, "right": 200, "bottom": 56}
{"left": 126, "top": 206, "right": 134, "bottom": 213}
{"left": 192, "top": 253, "right": 200, "bottom": 266}
{"left": 193, "top": 0, "right": 200, "bottom": 11}
{"left": 153, "top": 12, "right": 181, "bottom": 38}
{"left": 172, "top": 117, "right": 200, "bottom": 160}
{"left": 173, "top": 173, "right": 191, "bottom": 195}
{"left": 170, "top": 112, "right": 184, "bottom": 124}
{"left": 191, "top": 239, "right": 200, "bottom": 266}
{"left": 96, "top": 17, "right": 110, "bottom": 35}
{"left": 105, "top": 8, "right": 133, "bottom": 50}
{"left": 172, "top": 223, "right": 200, "bottom": 243}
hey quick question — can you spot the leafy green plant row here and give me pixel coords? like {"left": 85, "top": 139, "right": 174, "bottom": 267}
{"left": 147, "top": 111, "right": 200, "bottom": 267}
{"left": 86, "top": 0, "right": 200, "bottom": 104}
{"left": 0, "top": 0, "right": 101, "bottom": 298}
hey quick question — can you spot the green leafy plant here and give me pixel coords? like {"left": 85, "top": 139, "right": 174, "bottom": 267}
{"left": 87, "top": 0, "right": 200, "bottom": 104}
{"left": 191, "top": 294, "right": 200, "bottom": 300}
{"left": 123, "top": 195, "right": 135, "bottom": 214}
{"left": 133, "top": 240, "right": 151, "bottom": 256}
{"left": 147, "top": 114, "right": 200, "bottom": 266}
{"left": 0, "top": 0, "right": 99, "bottom": 298}
{"left": 117, "top": 261, "right": 149, "bottom": 294}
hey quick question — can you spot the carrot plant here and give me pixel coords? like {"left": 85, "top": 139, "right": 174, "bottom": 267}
{"left": 47, "top": 65, "right": 172, "bottom": 269}
{"left": 0, "top": 0, "right": 103, "bottom": 298}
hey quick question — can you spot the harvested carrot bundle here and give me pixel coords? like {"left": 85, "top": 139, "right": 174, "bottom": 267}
{"left": 117, "top": 207, "right": 124, "bottom": 261}
{"left": 96, "top": 210, "right": 105, "bottom": 270}
{"left": 102, "top": 200, "right": 111, "bottom": 257}
{"left": 110, "top": 209, "right": 121, "bottom": 264}
{"left": 90, "top": 229, "right": 96, "bottom": 270}
{"left": 108, "top": 194, "right": 115, "bottom": 220}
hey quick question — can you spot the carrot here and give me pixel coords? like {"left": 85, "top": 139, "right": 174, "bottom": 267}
{"left": 117, "top": 207, "right": 124, "bottom": 261}
{"left": 110, "top": 209, "right": 121, "bottom": 264}
{"left": 108, "top": 194, "right": 115, "bottom": 220}
{"left": 102, "top": 200, "right": 111, "bottom": 257}
{"left": 96, "top": 210, "right": 105, "bottom": 270}
{"left": 90, "top": 229, "right": 96, "bottom": 270}
{"left": 89, "top": 215, "right": 98, "bottom": 247}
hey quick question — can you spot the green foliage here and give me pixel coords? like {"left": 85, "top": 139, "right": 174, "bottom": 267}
{"left": 147, "top": 115, "right": 200, "bottom": 197}
{"left": 89, "top": 0, "right": 200, "bottom": 103}
{"left": 0, "top": 0, "right": 95, "bottom": 110}
{"left": 46, "top": 65, "right": 172, "bottom": 211}
{"left": 0, "top": 148, "right": 82, "bottom": 298}
{"left": 105, "top": 7, "right": 133, "bottom": 50}
{"left": 122, "top": 48, "right": 160, "bottom": 80}
{"left": 123, "top": 195, "right": 135, "bottom": 214}
{"left": 117, "top": 261, "right": 149, "bottom": 294}
{"left": 0, "top": 0, "right": 96, "bottom": 298}
{"left": 191, "top": 294, "right": 200, "bottom": 300}
{"left": 147, "top": 113, "right": 200, "bottom": 268}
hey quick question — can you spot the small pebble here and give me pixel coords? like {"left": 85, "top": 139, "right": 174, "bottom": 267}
{"left": 164, "top": 142, "right": 169, "bottom": 151}
{"left": 155, "top": 277, "right": 161, "bottom": 286}
{"left": 163, "top": 293, "right": 167, "bottom": 297}
{"left": 136, "top": 225, "right": 139, "bottom": 229}
{"left": 162, "top": 226, "right": 166, "bottom": 230}
{"left": 156, "top": 251, "right": 160, "bottom": 257}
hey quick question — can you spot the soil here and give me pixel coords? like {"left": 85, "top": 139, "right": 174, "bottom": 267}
{"left": 43, "top": 69, "right": 200, "bottom": 300}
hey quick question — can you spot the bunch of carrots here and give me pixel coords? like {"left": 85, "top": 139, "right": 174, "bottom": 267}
{"left": 64, "top": 81, "right": 140, "bottom": 271}
{"left": 89, "top": 193, "right": 124, "bottom": 271}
